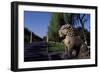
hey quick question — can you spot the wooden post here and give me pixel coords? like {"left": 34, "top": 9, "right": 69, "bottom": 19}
{"left": 30, "top": 32, "right": 32, "bottom": 43}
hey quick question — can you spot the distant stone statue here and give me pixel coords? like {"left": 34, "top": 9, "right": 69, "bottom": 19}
{"left": 59, "top": 24, "right": 82, "bottom": 58}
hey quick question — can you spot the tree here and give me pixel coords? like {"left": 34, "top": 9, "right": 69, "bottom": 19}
{"left": 63, "top": 13, "right": 75, "bottom": 25}
{"left": 75, "top": 14, "right": 89, "bottom": 45}
{"left": 63, "top": 13, "right": 90, "bottom": 46}
{"left": 48, "top": 13, "right": 89, "bottom": 45}
{"left": 76, "top": 27, "right": 90, "bottom": 46}
{"left": 48, "top": 13, "right": 65, "bottom": 42}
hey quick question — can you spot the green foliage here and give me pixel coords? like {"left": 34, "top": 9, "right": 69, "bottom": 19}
{"left": 48, "top": 13, "right": 65, "bottom": 42}
{"left": 47, "top": 41, "right": 65, "bottom": 52}
{"left": 48, "top": 13, "right": 90, "bottom": 46}
{"left": 48, "top": 13, "right": 77, "bottom": 42}
{"left": 63, "top": 13, "right": 72, "bottom": 24}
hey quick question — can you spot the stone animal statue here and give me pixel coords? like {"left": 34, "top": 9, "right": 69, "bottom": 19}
{"left": 59, "top": 24, "right": 82, "bottom": 59}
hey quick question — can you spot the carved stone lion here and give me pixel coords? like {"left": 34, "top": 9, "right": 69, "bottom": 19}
{"left": 59, "top": 24, "right": 82, "bottom": 58}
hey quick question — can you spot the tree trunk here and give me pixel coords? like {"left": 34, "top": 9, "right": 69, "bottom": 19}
{"left": 81, "top": 21, "right": 87, "bottom": 45}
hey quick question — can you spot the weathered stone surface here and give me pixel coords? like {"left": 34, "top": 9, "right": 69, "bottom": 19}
{"left": 58, "top": 24, "right": 82, "bottom": 58}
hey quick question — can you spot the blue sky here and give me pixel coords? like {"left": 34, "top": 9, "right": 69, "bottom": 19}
{"left": 74, "top": 14, "right": 90, "bottom": 31}
{"left": 24, "top": 11, "right": 90, "bottom": 38}
{"left": 24, "top": 11, "right": 52, "bottom": 38}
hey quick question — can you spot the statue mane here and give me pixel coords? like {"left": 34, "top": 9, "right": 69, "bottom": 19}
{"left": 59, "top": 24, "right": 78, "bottom": 37}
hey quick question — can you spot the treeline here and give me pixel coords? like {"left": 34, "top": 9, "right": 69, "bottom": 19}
{"left": 24, "top": 27, "right": 43, "bottom": 44}
{"left": 48, "top": 13, "right": 90, "bottom": 45}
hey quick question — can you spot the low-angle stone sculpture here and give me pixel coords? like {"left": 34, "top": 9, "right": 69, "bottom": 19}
{"left": 59, "top": 24, "right": 82, "bottom": 59}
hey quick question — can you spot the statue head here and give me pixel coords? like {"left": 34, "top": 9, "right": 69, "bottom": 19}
{"left": 59, "top": 24, "right": 72, "bottom": 37}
